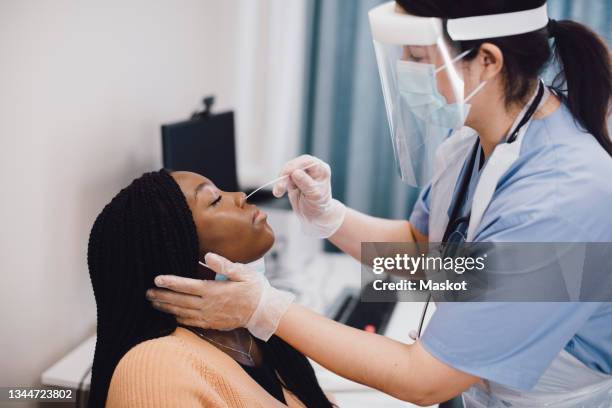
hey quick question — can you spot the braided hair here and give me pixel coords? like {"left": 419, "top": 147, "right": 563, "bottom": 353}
{"left": 87, "top": 169, "right": 198, "bottom": 408}
{"left": 87, "top": 169, "right": 334, "bottom": 408}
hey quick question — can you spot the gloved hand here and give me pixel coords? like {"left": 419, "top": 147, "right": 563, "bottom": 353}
{"left": 147, "top": 252, "right": 295, "bottom": 341}
{"left": 273, "top": 154, "right": 346, "bottom": 238}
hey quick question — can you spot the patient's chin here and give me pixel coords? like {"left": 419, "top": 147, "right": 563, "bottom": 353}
{"left": 243, "top": 228, "right": 274, "bottom": 262}
{"left": 255, "top": 227, "right": 275, "bottom": 259}
{"left": 213, "top": 228, "right": 274, "bottom": 264}
{"left": 200, "top": 224, "right": 274, "bottom": 263}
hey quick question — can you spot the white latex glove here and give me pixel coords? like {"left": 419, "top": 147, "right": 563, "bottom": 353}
{"left": 148, "top": 252, "right": 295, "bottom": 341}
{"left": 272, "top": 154, "right": 346, "bottom": 238}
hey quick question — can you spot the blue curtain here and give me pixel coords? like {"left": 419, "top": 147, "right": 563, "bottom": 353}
{"left": 301, "top": 0, "right": 612, "bottom": 225}
{"left": 549, "top": 0, "right": 612, "bottom": 41}
{"left": 302, "top": 0, "right": 416, "bottom": 223}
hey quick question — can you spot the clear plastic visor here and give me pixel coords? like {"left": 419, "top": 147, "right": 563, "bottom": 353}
{"left": 372, "top": 37, "right": 472, "bottom": 187}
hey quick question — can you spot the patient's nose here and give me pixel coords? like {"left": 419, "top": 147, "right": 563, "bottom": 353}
{"left": 233, "top": 192, "right": 247, "bottom": 208}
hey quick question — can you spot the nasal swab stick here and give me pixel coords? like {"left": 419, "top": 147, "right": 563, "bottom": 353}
{"left": 245, "top": 162, "right": 318, "bottom": 201}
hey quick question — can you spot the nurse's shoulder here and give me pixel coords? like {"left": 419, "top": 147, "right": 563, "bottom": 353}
{"left": 537, "top": 102, "right": 612, "bottom": 239}
{"left": 477, "top": 102, "right": 612, "bottom": 242}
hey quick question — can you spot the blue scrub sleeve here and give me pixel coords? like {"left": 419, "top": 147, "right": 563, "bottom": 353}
{"left": 409, "top": 183, "right": 432, "bottom": 236}
{"left": 421, "top": 302, "right": 597, "bottom": 390}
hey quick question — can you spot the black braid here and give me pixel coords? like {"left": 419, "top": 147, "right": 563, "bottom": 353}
{"left": 87, "top": 169, "right": 198, "bottom": 408}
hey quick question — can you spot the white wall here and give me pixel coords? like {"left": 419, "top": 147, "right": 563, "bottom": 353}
{"left": 0, "top": 0, "right": 239, "bottom": 392}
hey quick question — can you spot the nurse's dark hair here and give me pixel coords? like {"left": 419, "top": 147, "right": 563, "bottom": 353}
{"left": 87, "top": 169, "right": 334, "bottom": 408}
{"left": 396, "top": 0, "right": 612, "bottom": 156}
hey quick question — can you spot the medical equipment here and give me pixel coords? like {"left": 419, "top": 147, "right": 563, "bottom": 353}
{"left": 396, "top": 49, "right": 486, "bottom": 129}
{"left": 331, "top": 285, "right": 396, "bottom": 335}
{"left": 245, "top": 162, "right": 319, "bottom": 201}
{"left": 271, "top": 155, "right": 347, "bottom": 239}
{"left": 368, "top": 3, "right": 470, "bottom": 186}
{"left": 368, "top": 1, "right": 549, "bottom": 187}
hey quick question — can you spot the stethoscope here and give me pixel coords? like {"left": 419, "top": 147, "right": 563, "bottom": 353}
{"left": 413, "top": 82, "right": 546, "bottom": 340}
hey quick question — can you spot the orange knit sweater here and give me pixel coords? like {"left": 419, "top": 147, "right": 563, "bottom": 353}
{"left": 106, "top": 327, "right": 307, "bottom": 407}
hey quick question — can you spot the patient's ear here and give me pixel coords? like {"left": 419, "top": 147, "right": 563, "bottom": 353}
{"left": 194, "top": 262, "right": 216, "bottom": 280}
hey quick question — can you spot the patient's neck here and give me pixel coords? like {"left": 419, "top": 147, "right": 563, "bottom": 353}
{"left": 185, "top": 261, "right": 266, "bottom": 365}
{"left": 185, "top": 326, "right": 262, "bottom": 366}
{"left": 197, "top": 327, "right": 249, "bottom": 343}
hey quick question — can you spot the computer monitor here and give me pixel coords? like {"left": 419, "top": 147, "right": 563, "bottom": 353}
{"left": 161, "top": 111, "right": 239, "bottom": 192}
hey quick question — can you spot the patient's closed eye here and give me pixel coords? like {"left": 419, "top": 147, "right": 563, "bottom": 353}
{"left": 410, "top": 54, "right": 424, "bottom": 62}
{"left": 211, "top": 196, "right": 222, "bottom": 206}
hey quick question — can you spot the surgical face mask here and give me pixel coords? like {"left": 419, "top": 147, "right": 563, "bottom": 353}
{"left": 213, "top": 257, "right": 266, "bottom": 281}
{"left": 396, "top": 50, "right": 487, "bottom": 130}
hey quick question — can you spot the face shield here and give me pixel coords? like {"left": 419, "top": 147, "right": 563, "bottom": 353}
{"left": 368, "top": 2, "right": 550, "bottom": 187}
{"left": 369, "top": 2, "right": 481, "bottom": 187}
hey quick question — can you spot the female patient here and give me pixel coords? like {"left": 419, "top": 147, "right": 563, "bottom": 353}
{"left": 87, "top": 169, "right": 333, "bottom": 407}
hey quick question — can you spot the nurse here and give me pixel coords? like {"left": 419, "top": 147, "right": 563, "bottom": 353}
{"left": 147, "top": 0, "right": 612, "bottom": 406}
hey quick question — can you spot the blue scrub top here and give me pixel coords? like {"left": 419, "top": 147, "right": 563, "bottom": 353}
{"left": 409, "top": 102, "right": 612, "bottom": 390}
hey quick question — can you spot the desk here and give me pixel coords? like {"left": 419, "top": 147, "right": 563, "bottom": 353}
{"left": 42, "top": 253, "right": 435, "bottom": 407}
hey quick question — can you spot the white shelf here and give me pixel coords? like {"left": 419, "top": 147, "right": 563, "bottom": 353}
{"left": 41, "top": 335, "right": 95, "bottom": 390}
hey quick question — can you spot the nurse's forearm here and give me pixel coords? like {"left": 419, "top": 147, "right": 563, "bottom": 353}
{"left": 329, "top": 207, "right": 416, "bottom": 260}
{"left": 276, "top": 303, "right": 478, "bottom": 405}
